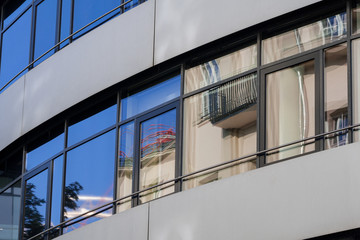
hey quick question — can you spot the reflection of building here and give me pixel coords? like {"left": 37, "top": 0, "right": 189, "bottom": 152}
{"left": 2, "top": 0, "right": 360, "bottom": 240}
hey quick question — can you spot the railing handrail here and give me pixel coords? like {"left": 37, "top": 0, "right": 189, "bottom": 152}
{"left": 0, "top": 0, "right": 135, "bottom": 93}
{"left": 28, "top": 122, "right": 360, "bottom": 240}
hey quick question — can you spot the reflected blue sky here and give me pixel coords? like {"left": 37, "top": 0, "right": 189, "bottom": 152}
{"left": 51, "top": 156, "right": 63, "bottom": 227}
{"left": 119, "top": 121, "right": 134, "bottom": 165}
{"left": 121, "top": 75, "right": 180, "bottom": 121}
{"left": 68, "top": 104, "right": 116, "bottom": 146}
{"left": 60, "top": 0, "right": 71, "bottom": 48}
{"left": 3, "top": 0, "right": 32, "bottom": 29}
{"left": 65, "top": 130, "right": 115, "bottom": 223}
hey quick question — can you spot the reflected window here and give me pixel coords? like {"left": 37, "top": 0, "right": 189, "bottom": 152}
{"left": 353, "top": 1, "right": 360, "bottom": 35}
{"left": 183, "top": 74, "right": 257, "bottom": 190}
{"left": 0, "top": 9, "right": 31, "bottom": 90}
{"left": 26, "top": 126, "right": 64, "bottom": 171}
{"left": 324, "top": 44, "right": 348, "bottom": 149}
{"left": 263, "top": 13, "right": 347, "bottom": 64}
{"left": 0, "top": 181, "right": 21, "bottom": 240}
{"left": 352, "top": 39, "right": 360, "bottom": 141}
{"left": 266, "top": 61, "right": 315, "bottom": 163}
{"left": 23, "top": 170, "right": 48, "bottom": 239}
{"left": 185, "top": 44, "right": 257, "bottom": 93}
{"left": 64, "top": 130, "right": 115, "bottom": 231}
{"left": 0, "top": 150, "right": 22, "bottom": 189}
{"left": 121, "top": 75, "right": 180, "bottom": 121}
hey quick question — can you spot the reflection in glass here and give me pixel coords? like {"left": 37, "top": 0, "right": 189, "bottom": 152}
{"left": 117, "top": 122, "right": 134, "bottom": 212}
{"left": 64, "top": 130, "right": 115, "bottom": 230}
{"left": 183, "top": 74, "right": 257, "bottom": 189}
{"left": 185, "top": 44, "right": 257, "bottom": 93}
{"left": 325, "top": 44, "right": 348, "bottom": 149}
{"left": 68, "top": 104, "right": 116, "bottom": 146}
{"left": 266, "top": 61, "right": 315, "bottom": 163}
{"left": 34, "top": 0, "right": 57, "bottom": 66}
{"left": 0, "top": 181, "right": 21, "bottom": 240}
{"left": 124, "top": 0, "right": 141, "bottom": 12}
{"left": 0, "top": 150, "right": 22, "bottom": 189}
{"left": 263, "top": 13, "right": 347, "bottom": 64}
{"left": 352, "top": 39, "right": 360, "bottom": 141}
{"left": 121, "top": 75, "right": 180, "bottom": 121}
{"left": 60, "top": 0, "right": 72, "bottom": 48}
{"left": 23, "top": 170, "right": 48, "bottom": 239}
{"left": 139, "top": 110, "right": 176, "bottom": 203}
{"left": 73, "top": 0, "right": 120, "bottom": 38}
{"left": 3, "top": 0, "right": 32, "bottom": 29}
{"left": 0, "top": 9, "right": 31, "bottom": 90}
{"left": 50, "top": 156, "right": 63, "bottom": 238}
{"left": 26, "top": 127, "right": 64, "bottom": 171}
{"left": 353, "top": 1, "right": 360, "bottom": 35}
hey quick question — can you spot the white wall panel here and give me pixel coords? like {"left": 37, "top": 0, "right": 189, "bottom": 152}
{"left": 22, "top": 0, "right": 155, "bottom": 134}
{"left": 56, "top": 203, "right": 149, "bottom": 240}
{"left": 0, "top": 77, "right": 24, "bottom": 151}
{"left": 149, "top": 142, "right": 360, "bottom": 240}
{"left": 154, "top": 0, "right": 322, "bottom": 65}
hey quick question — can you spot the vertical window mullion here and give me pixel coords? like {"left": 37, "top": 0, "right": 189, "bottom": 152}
{"left": 257, "top": 31, "right": 265, "bottom": 168}
{"left": 113, "top": 91, "right": 121, "bottom": 214}
{"left": 347, "top": 0, "right": 354, "bottom": 143}
{"left": 29, "top": 1, "right": 36, "bottom": 68}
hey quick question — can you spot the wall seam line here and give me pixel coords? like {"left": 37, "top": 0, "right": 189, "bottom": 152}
{"left": 147, "top": 203, "right": 150, "bottom": 240}
{"left": 21, "top": 74, "right": 26, "bottom": 135}
{"left": 152, "top": 0, "right": 156, "bottom": 66}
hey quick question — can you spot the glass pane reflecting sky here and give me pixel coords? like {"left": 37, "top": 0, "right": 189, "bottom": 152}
{"left": 65, "top": 130, "right": 115, "bottom": 225}
{"left": 51, "top": 156, "right": 63, "bottom": 228}
{"left": 60, "top": 0, "right": 72, "bottom": 48}
{"left": 3, "top": 0, "right": 32, "bottom": 29}
{"left": 68, "top": 104, "right": 116, "bottom": 146}
{"left": 121, "top": 75, "right": 180, "bottom": 121}
{"left": 0, "top": 9, "right": 31, "bottom": 90}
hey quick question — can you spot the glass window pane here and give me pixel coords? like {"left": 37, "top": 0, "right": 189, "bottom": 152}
{"left": 183, "top": 74, "right": 257, "bottom": 190}
{"left": 117, "top": 122, "right": 134, "bottom": 212}
{"left": 73, "top": 0, "right": 120, "bottom": 38}
{"left": 26, "top": 126, "right": 64, "bottom": 171}
{"left": 68, "top": 103, "right": 117, "bottom": 146}
{"left": 185, "top": 44, "right": 257, "bottom": 93}
{"left": 139, "top": 109, "right": 176, "bottom": 203}
{"left": 124, "top": 0, "right": 142, "bottom": 12}
{"left": 121, "top": 75, "right": 180, "bottom": 121}
{"left": 0, "top": 9, "right": 31, "bottom": 90}
{"left": 324, "top": 44, "right": 348, "bottom": 149}
{"left": 3, "top": 0, "right": 32, "bottom": 29}
{"left": 34, "top": 0, "right": 57, "bottom": 66}
{"left": 263, "top": 13, "right": 347, "bottom": 65}
{"left": 0, "top": 150, "right": 22, "bottom": 189}
{"left": 23, "top": 170, "right": 48, "bottom": 239}
{"left": 50, "top": 156, "right": 63, "bottom": 238}
{"left": 0, "top": 181, "right": 21, "bottom": 240}
{"left": 64, "top": 130, "right": 115, "bottom": 229}
{"left": 60, "top": 0, "right": 71, "bottom": 48}
{"left": 352, "top": 39, "right": 360, "bottom": 141}
{"left": 266, "top": 61, "right": 315, "bottom": 163}
{"left": 353, "top": 1, "right": 360, "bottom": 35}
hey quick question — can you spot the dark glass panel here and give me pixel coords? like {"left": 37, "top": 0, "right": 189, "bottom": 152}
{"left": 34, "top": 0, "right": 57, "bottom": 66}
{"left": 73, "top": 0, "right": 120, "bottom": 38}
{"left": 0, "top": 9, "right": 31, "bottom": 90}
{"left": 117, "top": 122, "right": 134, "bottom": 212}
{"left": 26, "top": 126, "right": 64, "bottom": 171}
{"left": 353, "top": 39, "right": 360, "bottom": 141}
{"left": 121, "top": 75, "right": 180, "bottom": 121}
{"left": 68, "top": 102, "right": 116, "bottom": 146}
{"left": 50, "top": 156, "right": 63, "bottom": 238}
{"left": 139, "top": 109, "right": 176, "bottom": 203}
{"left": 183, "top": 74, "right": 257, "bottom": 189}
{"left": 64, "top": 130, "right": 115, "bottom": 229}
{"left": 3, "top": 0, "right": 32, "bottom": 29}
{"left": 60, "top": 0, "right": 72, "bottom": 48}
{"left": 0, "top": 150, "right": 22, "bottom": 189}
{"left": 23, "top": 170, "right": 48, "bottom": 239}
{"left": 324, "top": 44, "right": 348, "bottom": 149}
{"left": 0, "top": 181, "right": 21, "bottom": 240}
{"left": 266, "top": 61, "right": 315, "bottom": 163}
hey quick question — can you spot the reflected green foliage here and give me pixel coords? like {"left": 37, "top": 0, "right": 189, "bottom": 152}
{"left": 24, "top": 183, "right": 45, "bottom": 239}
{"left": 64, "top": 181, "right": 83, "bottom": 219}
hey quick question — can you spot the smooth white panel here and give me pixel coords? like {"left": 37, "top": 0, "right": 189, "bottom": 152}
{"left": 149, "top": 143, "right": 360, "bottom": 240}
{"left": 56, "top": 203, "right": 149, "bottom": 240}
{"left": 22, "top": 0, "right": 155, "bottom": 134}
{"left": 0, "top": 77, "right": 24, "bottom": 151}
{"left": 154, "top": 0, "right": 321, "bottom": 64}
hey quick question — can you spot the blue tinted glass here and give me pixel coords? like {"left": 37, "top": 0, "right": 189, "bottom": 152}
{"left": 0, "top": 9, "right": 31, "bottom": 90}
{"left": 68, "top": 104, "right": 116, "bottom": 146}
{"left": 34, "top": 0, "right": 57, "bottom": 66}
{"left": 121, "top": 75, "right": 180, "bottom": 121}
{"left": 73, "top": 0, "right": 120, "bottom": 38}
{"left": 124, "top": 0, "right": 140, "bottom": 12}
{"left": 60, "top": 0, "right": 71, "bottom": 48}
{"left": 26, "top": 132, "right": 64, "bottom": 171}
{"left": 0, "top": 181, "right": 21, "bottom": 240}
{"left": 51, "top": 156, "right": 63, "bottom": 229}
{"left": 3, "top": 0, "right": 32, "bottom": 29}
{"left": 64, "top": 130, "right": 115, "bottom": 228}
{"left": 24, "top": 170, "right": 48, "bottom": 239}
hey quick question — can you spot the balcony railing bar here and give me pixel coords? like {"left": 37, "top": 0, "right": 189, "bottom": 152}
{"left": 28, "top": 122, "right": 360, "bottom": 240}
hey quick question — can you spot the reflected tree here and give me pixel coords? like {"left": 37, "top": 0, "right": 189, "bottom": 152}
{"left": 64, "top": 181, "right": 83, "bottom": 219}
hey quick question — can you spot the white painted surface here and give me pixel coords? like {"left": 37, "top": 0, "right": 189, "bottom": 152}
{"left": 56, "top": 203, "right": 149, "bottom": 240}
{"left": 22, "top": 0, "right": 155, "bottom": 135}
{"left": 149, "top": 142, "right": 360, "bottom": 240}
{"left": 154, "top": 0, "right": 322, "bottom": 64}
{"left": 0, "top": 76, "right": 24, "bottom": 151}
